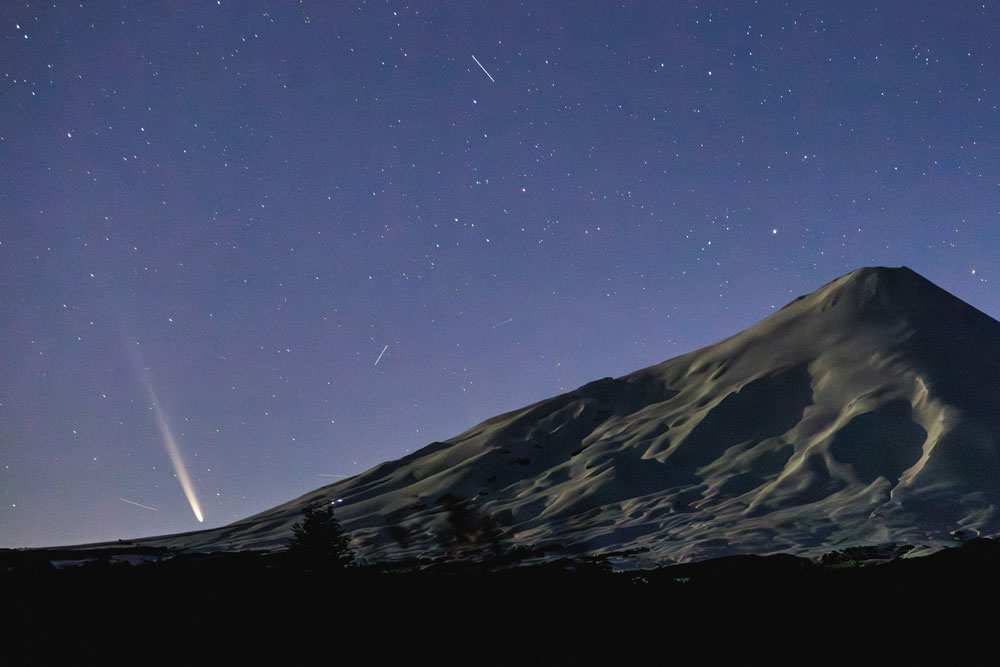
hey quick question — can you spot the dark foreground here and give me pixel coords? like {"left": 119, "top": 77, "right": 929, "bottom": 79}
{"left": 7, "top": 539, "right": 999, "bottom": 653}
{"left": 7, "top": 537, "right": 1000, "bottom": 600}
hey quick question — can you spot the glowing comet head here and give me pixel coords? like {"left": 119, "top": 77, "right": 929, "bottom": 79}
{"left": 143, "top": 377, "right": 204, "bottom": 523}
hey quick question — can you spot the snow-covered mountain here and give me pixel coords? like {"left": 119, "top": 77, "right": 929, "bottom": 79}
{"left": 139, "top": 266, "right": 1000, "bottom": 565}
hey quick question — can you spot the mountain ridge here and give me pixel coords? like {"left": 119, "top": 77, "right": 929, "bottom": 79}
{"left": 88, "top": 266, "right": 1000, "bottom": 566}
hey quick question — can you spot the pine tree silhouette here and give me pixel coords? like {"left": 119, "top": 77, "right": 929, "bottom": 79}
{"left": 288, "top": 504, "right": 354, "bottom": 570}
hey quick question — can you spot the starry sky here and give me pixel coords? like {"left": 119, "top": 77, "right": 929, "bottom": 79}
{"left": 3, "top": 1, "right": 999, "bottom": 548}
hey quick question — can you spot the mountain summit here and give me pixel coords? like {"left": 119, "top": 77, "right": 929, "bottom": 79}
{"left": 149, "top": 266, "right": 1000, "bottom": 565}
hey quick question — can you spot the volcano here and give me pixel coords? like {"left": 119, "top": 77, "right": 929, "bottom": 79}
{"left": 136, "top": 266, "right": 1000, "bottom": 565}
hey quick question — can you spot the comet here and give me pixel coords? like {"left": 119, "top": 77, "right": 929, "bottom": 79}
{"left": 141, "top": 375, "right": 204, "bottom": 523}
{"left": 119, "top": 325, "right": 205, "bottom": 524}
{"left": 471, "top": 54, "right": 495, "bottom": 83}
{"left": 374, "top": 344, "right": 388, "bottom": 366}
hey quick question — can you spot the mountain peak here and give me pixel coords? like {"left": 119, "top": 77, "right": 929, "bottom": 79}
{"left": 767, "top": 266, "right": 985, "bottom": 338}
{"left": 844, "top": 264, "right": 919, "bottom": 280}
{"left": 797, "top": 265, "right": 926, "bottom": 308}
{"left": 820, "top": 265, "right": 929, "bottom": 302}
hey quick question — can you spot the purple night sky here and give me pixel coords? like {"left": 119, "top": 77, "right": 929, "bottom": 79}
{"left": 2, "top": 1, "right": 998, "bottom": 548}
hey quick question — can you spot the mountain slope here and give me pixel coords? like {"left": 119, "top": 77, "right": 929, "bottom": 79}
{"left": 140, "top": 266, "right": 1000, "bottom": 565}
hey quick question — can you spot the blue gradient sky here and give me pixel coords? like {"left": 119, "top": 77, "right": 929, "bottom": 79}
{"left": 3, "top": 1, "right": 998, "bottom": 547}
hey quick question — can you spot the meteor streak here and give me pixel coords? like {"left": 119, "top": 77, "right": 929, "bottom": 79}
{"left": 374, "top": 344, "right": 388, "bottom": 365}
{"left": 118, "top": 497, "right": 160, "bottom": 512}
{"left": 471, "top": 54, "right": 495, "bottom": 83}
{"left": 141, "top": 376, "right": 204, "bottom": 523}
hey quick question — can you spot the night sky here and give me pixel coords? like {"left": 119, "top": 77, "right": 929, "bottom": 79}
{"left": 3, "top": 1, "right": 998, "bottom": 548}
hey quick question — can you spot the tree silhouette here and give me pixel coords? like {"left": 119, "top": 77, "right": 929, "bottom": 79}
{"left": 437, "top": 497, "right": 505, "bottom": 560}
{"left": 288, "top": 504, "right": 354, "bottom": 570}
